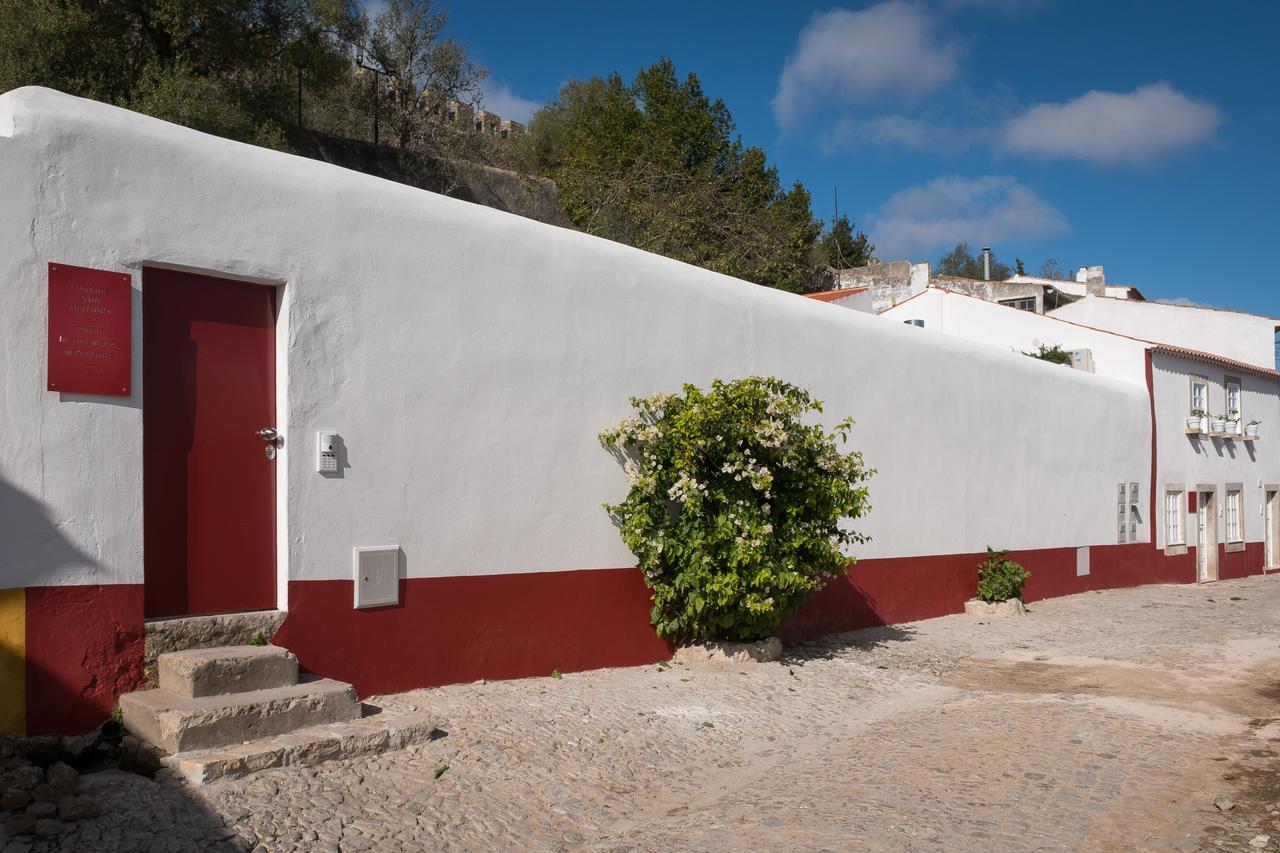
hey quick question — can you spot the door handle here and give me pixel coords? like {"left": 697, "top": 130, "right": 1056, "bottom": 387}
{"left": 258, "top": 428, "right": 279, "bottom": 442}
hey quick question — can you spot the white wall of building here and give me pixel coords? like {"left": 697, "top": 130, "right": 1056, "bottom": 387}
{"left": 823, "top": 289, "right": 874, "bottom": 313}
{"left": 1051, "top": 297, "right": 1279, "bottom": 372}
{"left": 880, "top": 288, "right": 1152, "bottom": 386}
{"left": 0, "top": 88, "right": 1152, "bottom": 598}
{"left": 1151, "top": 351, "right": 1280, "bottom": 549}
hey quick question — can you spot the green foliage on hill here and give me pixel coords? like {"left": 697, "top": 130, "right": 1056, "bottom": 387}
{"left": 0, "top": 4, "right": 878, "bottom": 292}
{"left": 0, "top": 0, "right": 365, "bottom": 146}
{"left": 521, "top": 59, "right": 838, "bottom": 292}
{"left": 819, "top": 214, "right": 875, "bottom": 270}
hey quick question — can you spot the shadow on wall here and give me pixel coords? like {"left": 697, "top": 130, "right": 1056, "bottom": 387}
{"left": 0, "top": 476, "right": 101, "bottom": 582}
{"left": 0, "top": 476, "right": 145, "bottom": 735}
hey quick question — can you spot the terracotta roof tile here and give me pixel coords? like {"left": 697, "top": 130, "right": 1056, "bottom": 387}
{"left": 803, "top": 286, "right": 870, "bottom": 303}
{"left": 1148, "top": 343, "right": 1280, "bottom": 380}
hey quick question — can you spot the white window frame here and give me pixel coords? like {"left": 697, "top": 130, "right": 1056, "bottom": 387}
{"left": 1225, "top": 376, "right": 1242, "bottom": 430}
{"left": 1164, "top": 486, "right": 1186, "bottom": 553}
{"left": 1189, "top": 375, "right": 1208, "bottom": 416}
{"left": 1226, "top": 486, "right": 1244, "bottom": 548}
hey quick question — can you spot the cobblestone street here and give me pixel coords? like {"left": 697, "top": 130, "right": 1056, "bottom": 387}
{"left": 15, "top": 575, "right": 1280, "bottom": 852}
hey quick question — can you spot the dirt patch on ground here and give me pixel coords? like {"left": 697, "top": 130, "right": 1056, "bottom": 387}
{"left": 944, "top": 656, "right": 1280, "bottom": 723}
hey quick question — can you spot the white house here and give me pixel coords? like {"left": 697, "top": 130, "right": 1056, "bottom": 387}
{"left": 0, "top": 88, "right": 1269, "bottom": 736}
{"left": 1049, "top": 297, "right": 1279, "bottom": 372}
{"left": 880, "top": 287, "right": 1151, "bottom": 386}
{"left": 881, "top": 286, "right": 1280, "bottom": 591}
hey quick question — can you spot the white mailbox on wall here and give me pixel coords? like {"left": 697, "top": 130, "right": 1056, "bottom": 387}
{"left": 353, "top": 545, "right": 400, "bottom": 609}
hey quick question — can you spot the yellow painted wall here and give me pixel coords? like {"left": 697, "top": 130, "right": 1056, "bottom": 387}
{"left": 0, "top": 587, "right": 25, "bottom": 735}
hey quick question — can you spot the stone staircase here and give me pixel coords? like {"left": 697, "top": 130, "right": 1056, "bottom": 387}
{"left": 120, "top": 645, "right": 441, "bottom": 784}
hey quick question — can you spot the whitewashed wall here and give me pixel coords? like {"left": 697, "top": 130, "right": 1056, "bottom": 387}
{"left": 881, "top": 288, "right": 1152, "bottom": 386}
{"left": 1151, "top": 351, "right": 1280, "bottom": 549}
{"left": 0, "top": 88, "right": 1152, "bottom": 600}
{"left": 1051, "top": 298, "right": 1279, "bottom": 372}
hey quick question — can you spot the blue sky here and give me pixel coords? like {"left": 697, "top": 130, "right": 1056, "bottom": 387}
{"left": 430, "top": 0, "right": 1277, "bottom": 318}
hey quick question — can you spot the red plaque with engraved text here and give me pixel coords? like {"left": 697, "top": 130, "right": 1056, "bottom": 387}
{"left": 47, "top": 262, "right": 132, "bottom": 396}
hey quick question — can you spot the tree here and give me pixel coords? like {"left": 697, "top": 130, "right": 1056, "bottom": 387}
{"left": 522, "top": 59, "right": 822, "bottom": 292}
{"left": 0, "top": 0, "right": 365, "bottom": 148}
{"left": 364, "top": 0, "right": 484, "bottom": 150}
{"left": 936, "top": 242, "right": 1011, "bottom": 280}
{"left": 1038, "top": 258, "right": 1071, "bottom": 281}
{"left": 819, "top": 214, "right": 874, "bottom": 269}
{"left": 1014, "top": 257, "right": 1026, "bottom": 276}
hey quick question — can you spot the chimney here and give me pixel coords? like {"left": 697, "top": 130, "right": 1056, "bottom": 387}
{"left": 1076, "top": 265, "right": 1106, "bottom": 297}
{"left": 982, "top": 247, "right": 991, "bottom": 281}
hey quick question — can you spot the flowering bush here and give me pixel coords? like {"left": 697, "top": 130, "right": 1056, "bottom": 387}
{"left": 600, "top": 376, "right": 873, "bottom": 643}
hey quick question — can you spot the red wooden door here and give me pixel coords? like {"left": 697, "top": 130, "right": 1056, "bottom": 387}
{"left": 143, "top": 268, "right": 277, "bottom": 617}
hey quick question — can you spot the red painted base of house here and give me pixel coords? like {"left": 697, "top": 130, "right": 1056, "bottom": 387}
{"left": 1220, "top": 542, "right": 1265, "bottom": 581}
{"left": 781, "top": 542, "right": 1198, "bottom": 640}
{"left": 273, "top": 568, "right": 673, "bottom": 698}
{"left": 14, "top": 542, "right": 1270, "bottom": 732}
{"left": 24, "top": 584, "right": 144, "bottom": 735}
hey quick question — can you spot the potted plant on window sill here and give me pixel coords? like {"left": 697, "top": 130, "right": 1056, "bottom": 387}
{"left": 1245, "top": 419, "right": 1261, "bottom": 440}
{"left": 1210, "top": 413, "right": 1229, "bottom": 435}
{"left": 1186, "top": 410, "right": 1207, "bottom": 434}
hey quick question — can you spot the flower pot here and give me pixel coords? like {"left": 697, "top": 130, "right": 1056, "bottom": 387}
{"left": 964, "top": 598, "right": 1027, "bottom": 617}
{"left": 1211, "top": 419, "right": 1227, "bottom": 434}
{"left": 1226, "top": 420, "right": 1241, "bottom": 435}
{"left": 1246, "top": 424, "right": 1260, "bottom": 438}
{"left": 1185, "top": 416, "right": 1202, "bottom": 433}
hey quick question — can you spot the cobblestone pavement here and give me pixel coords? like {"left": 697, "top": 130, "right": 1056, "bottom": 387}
{"left": 14, "top": 575, "right": 1280, "bottom": 852}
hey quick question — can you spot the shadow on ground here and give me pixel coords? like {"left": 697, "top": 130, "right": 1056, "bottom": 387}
{"left": 780, "top": 622, "right": 918, "bottom": 665}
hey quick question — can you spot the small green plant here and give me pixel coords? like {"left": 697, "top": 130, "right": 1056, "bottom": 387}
{"left": 976, "top": 547, "right": 1030, "bottom": 603}
{"left": 1022, "top": 344, "right": 1073, "bottom": 365}
{"left": 1248, "top": 419, "right": 1261, "bottom": 427}
{"left": 111, "top": 706, "right": 123, "bottom": 724}
{"left": 246, "top": 633, "right": 266, "bottom": 647}
{"left": 433, "top": 764, "right": 449, "bottom": 779}
{"left": 1190, "top": 409, "right": 1208, "bottom": 419}
{"left": 601, "top": 376, "right": 873, "bottom": 643}
{"left": 550, "top": 669, "right": 562, "bottom": 679}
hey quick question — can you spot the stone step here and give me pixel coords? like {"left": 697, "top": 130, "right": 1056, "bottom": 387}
{"left": 144, "top": 611, "right": 287, "bottom": 688}
{"left": 165, "top": 711, "right": 446, "bottom": 784}
{"left": 159, "top": 645, "right": 299, "bottom": 698}
{"left": 119, "top": 678, "right": 361, "bottom": 754}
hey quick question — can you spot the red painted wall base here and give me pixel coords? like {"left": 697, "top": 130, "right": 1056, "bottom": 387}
{"left": 273, "top": 568, "right": 672, "bottom": 697}
{"left": 781, "top": 542, "right": 1200, "bottom": 641}
{"left": 1220, "top": 542, "right": 1264, "bottom": 580}
{"left": 16, "top": 542, "right": 1268, "bottom": 731}
{"left": 25, "top": 585, "right": 144, "bottom": 735}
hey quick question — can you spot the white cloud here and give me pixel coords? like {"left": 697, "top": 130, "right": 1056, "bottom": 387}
{"left": 773, "top": 2, "right": 959, "bottom": 130}
{"left": 867, "top": 175, "right": 1069, "bottom": 258}
{"left": 821, "top": 114, "right": 975, "bottom": 154}
{"left": 479, "top": 80, "right": 540, "bottom": 125}
{"left": 1160, "top": 296, "right": 1217, "bottom": 308}
{"left": 1003, "top": 82, "right": 1223, "bottom": 165}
